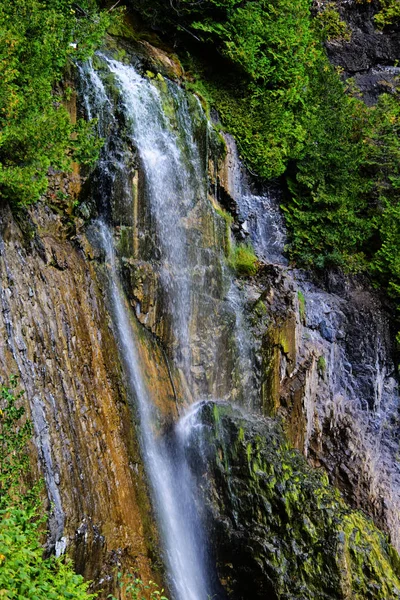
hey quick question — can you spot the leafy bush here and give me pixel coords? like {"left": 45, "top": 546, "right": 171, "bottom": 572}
{"left": 0, "top": 377, "right": 95, "bottom": 599}
{"left": 0, "top": 0, "right": 116, "bottom": 206}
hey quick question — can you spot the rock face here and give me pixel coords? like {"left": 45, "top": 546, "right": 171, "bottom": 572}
{"left": 216, "top": 133, "right": 400, "bottom": 555}
{"left": 0, "top": 203, "right": 162, "bottom": 596}
{"left": 2, "top": 28, "right": 400, "bottom": 600}
{"left": 186, "top": 401, "right": 400, "bottom": 600}
{"left": 254, "top": 264, "right": 400, "bottom": 550}
{"left": 318, "top": 0, "right": 400, "bottom": 104}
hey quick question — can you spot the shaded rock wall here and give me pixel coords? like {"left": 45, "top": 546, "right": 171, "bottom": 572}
{"left": 186, "top": 401, "right": 400, "bottom": 600}
{"left": 247, "top": 261, "right": 400, "bottom": 550}
{"left": 317, "top": 0, "right": 400, "bottom": 104}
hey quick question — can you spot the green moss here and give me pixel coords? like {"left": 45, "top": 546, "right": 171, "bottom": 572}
{"left": 198, "top": 402, "right": 400, "bottom": 599}
{"left": 297, "top": 290, "right": 306, "bottom": 324}
{"left": 228, "top": 242, "right": 258, "bottom": 277}
{"left": 214, "top": 206, "right": 233, "bottom": 257}
{"left": 253, "top": 299, "right": 268, "bottom": 318}
{"left": 318, "top": 355, "right": 327, "bottom": 377}
{"left": 213, "top": 402, "right": 220, "bottom": 424}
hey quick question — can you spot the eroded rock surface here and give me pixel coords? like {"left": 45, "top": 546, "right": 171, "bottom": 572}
{"left": 0, "top": 203, "right": 161, "bottom": 596}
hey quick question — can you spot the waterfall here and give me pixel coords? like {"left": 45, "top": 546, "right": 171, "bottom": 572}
{"left": 96, "top": 221, "right": 214, "bottom": 600}
{"left": 80, "top": 53, "right": 257, "bottom": 599}
{"left": 99, "top": 55, "right": 205, "bottom": 385}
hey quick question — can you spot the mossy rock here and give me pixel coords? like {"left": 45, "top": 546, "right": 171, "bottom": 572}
{"left": 187, "top": 402, "right": 400, "bottom": 600}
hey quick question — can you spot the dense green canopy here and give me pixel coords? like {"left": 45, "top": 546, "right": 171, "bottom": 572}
{"left": 0, "top": 0, "right": 111, "bottom": 205}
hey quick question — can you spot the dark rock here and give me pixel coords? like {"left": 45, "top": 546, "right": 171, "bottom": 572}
{"left": 187, "top": 401, "right": 400, "bottom": 600}
{"left": 321, "top": 0, "right": 400, "bottom": 104}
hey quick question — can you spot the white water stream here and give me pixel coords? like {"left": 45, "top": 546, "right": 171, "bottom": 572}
{"left": 97, "top": 222, "right": 212, "bottom": 600}
{"left": 81, "top": 54, "right": 256, "bottom": 599}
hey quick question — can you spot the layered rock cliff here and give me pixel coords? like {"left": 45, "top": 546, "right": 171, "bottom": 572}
{"left": 0, "top": 202, "right": 164, "bottom": 596}
{"left": 1, "top": 20, "right": 400, "bottom": 599}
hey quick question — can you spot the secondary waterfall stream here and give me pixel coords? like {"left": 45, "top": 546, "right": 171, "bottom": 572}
{"left": 80, "top": 53, "right": 256, "bottom": 598}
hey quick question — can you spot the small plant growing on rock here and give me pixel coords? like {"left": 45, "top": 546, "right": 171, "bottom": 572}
{"left": 374, "top": 0, "right": 400, "bottom": 28}
{"left": 228, "top": 242, "right": 258, "bottom": 277}
{"left": 317, "top": 355, "right": 327, "bottom": 377}
{"left": 215, "top": 206, "right": 233, "bottom": 257}
{"left": 108, "top": 574, "right": 168, "bottom": 600}
{"left": 297, "top": 291, "right": 306, "bottom": 324}
{"left": 315, "top": 3, "right": 352, "bottom": 41}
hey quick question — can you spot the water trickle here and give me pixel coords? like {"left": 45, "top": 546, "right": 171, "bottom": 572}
{"left": 223, "top": 134, "right": 287, "bottom": 265}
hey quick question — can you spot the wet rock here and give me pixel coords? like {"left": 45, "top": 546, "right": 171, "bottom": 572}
{"left": 187, "top": 401, "right": 400, "bottom": 600}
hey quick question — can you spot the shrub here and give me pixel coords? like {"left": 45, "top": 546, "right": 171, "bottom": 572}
{"left": 0, "top": 377, "right": 95, "bottom": 599}
{"left": 0, "top": 0, "right": 119, "bottom": 206}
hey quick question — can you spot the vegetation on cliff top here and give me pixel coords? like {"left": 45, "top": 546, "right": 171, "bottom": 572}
{"left": 0, "top": 0, "right": 117, "bottom": 206}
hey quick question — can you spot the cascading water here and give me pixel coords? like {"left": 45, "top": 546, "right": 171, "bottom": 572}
{"left": 95, "top": 221, "right": 214, "bottom": 600}
{"left": 88, "top": 54, "right": 255, "bottom": 405}
{"left": 79, "top": 53, "right": 258, "bottom": 599}
{"left": 222, "top": 134, "right": 287, "bottom": 266}
{"left": 100, "top": 55, "right": 204, "bottom": 385}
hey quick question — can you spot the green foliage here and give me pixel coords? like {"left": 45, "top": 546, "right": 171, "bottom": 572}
{"left": 214, "top": 206, "right": 233, "bottom": 256}
{"left": 0, "top": 378, "right": 95, "bottom": 599}
{"left": 108, "top": 574, "right": 168, "bottom": 600}
{"left": 284, "top": 64, "right": 372, "bottom": 271}
{"left": 0, "top": 376, "right": 34, "bottom": 508}
{"left": 228, "top": 242, "right": 258, "bottom": 276}
{"left": 132, "top": 0, "right": 320, "bottom": 178}
{"left": 315, "top": 3, "right": 352, "bottom": 41}
{"left": 375, "top": 0, "right": 400, "bottom": 28}
{"left": 0, "top": 0, "right": 117, "bottom": 206}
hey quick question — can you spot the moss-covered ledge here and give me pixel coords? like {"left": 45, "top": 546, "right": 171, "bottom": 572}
{"left": 186, "top": 401, "right": 400, "bottom": 600}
